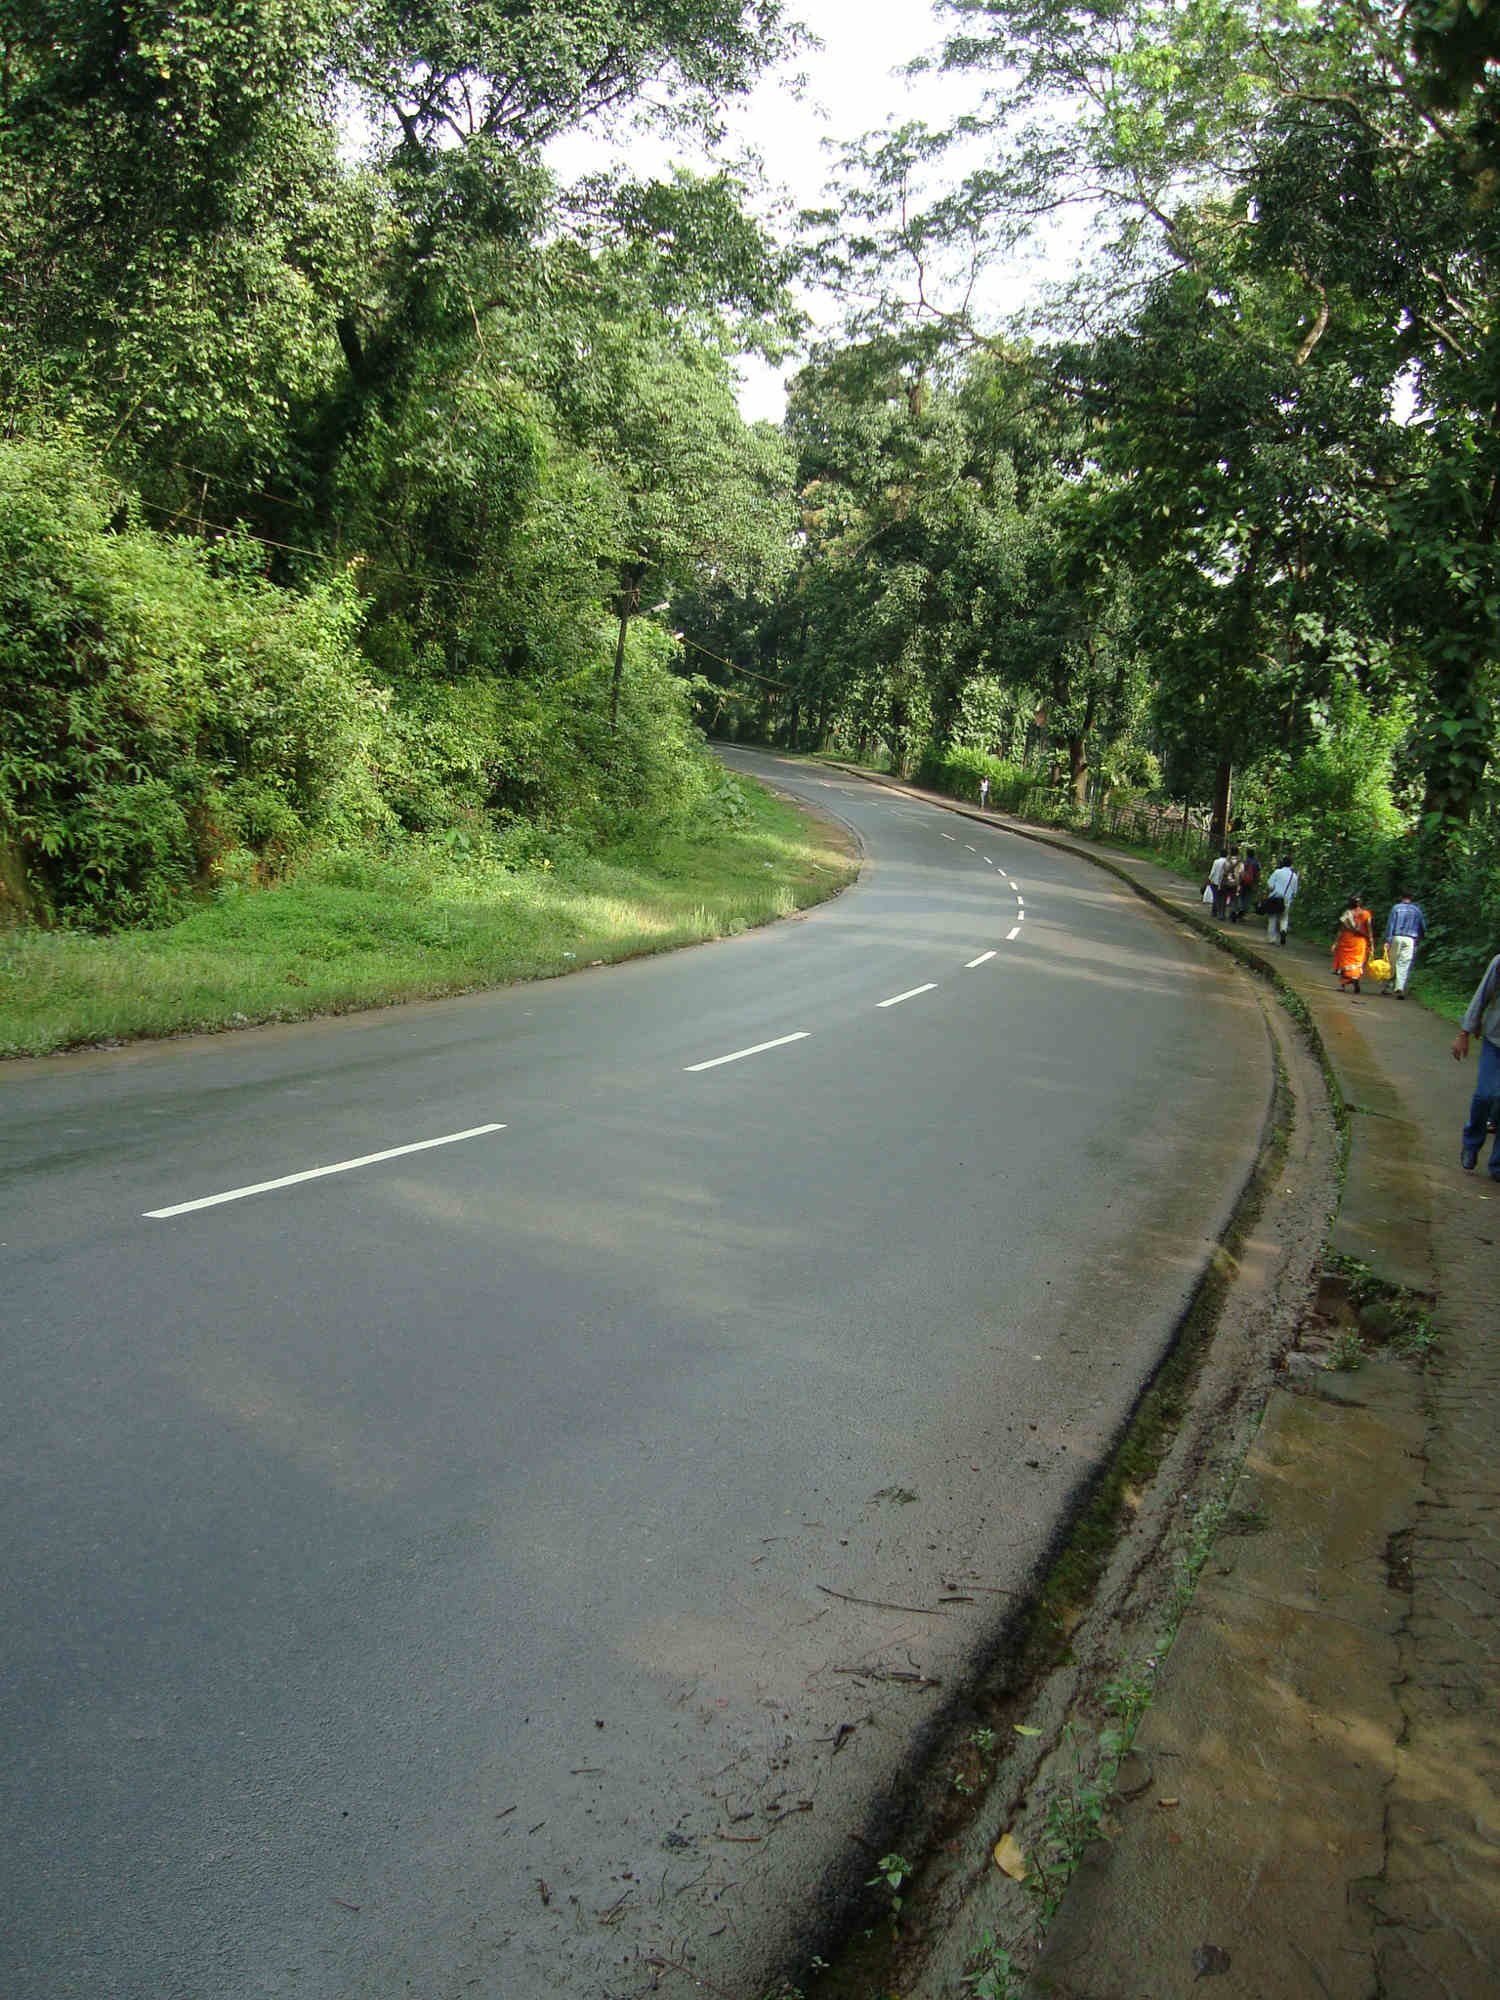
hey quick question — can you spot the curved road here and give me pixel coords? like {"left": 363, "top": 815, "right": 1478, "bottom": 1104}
{"left": 0, "top": 752, "right": 1269, "bottom": 1998}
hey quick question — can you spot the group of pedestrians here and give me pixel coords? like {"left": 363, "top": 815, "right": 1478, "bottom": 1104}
{"left": 1204, "top": 846, "right": 1296, "bottom": 939}
{"left": 1204, "top": 846, "right": 1266, "bottom": 924}
{"left": 1200, "top": 846, "right": 1496, "bottom": 1178}
{"left": 1327, "top": 889, "right": 1427, "bottom": 999}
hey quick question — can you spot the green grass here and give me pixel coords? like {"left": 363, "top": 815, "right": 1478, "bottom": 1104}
{"left": 0, "top": 786, "right": 858, "bottom": 1058}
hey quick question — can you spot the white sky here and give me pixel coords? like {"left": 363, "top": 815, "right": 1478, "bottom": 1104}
{"left": 550, "top": 0, "right": 1086, "bottom": 420}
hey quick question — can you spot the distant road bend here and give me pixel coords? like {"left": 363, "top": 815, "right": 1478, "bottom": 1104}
{"left": 0, "top": 749, "right": 1271, "bottom": 1999}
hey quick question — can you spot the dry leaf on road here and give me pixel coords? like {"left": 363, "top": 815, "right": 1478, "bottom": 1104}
{"left": 993, "top": 1832, "right": 1028, "bottom": 1880}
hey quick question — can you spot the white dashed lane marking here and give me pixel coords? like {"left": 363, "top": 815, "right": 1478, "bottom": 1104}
{"left": 685, "top": 1032, "right": 810, "bottom": 1073}
{"left": 1007, "top": 926, "right": 1021, "bottom": 941}
{"left": 145, "top": 1124, "right": 508, "bottom": 1219}
{"left": 878, "top": 984, "right": 938, "bottom": 1009}
{"left": 966, "top": 951, "right": 997, "bottom": 968}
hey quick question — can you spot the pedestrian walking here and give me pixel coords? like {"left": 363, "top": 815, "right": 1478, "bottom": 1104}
{"left": 979, "top": 774, "right": 990, "bottom": 810}
{"left": 1207, "top": 847, "right": 1230, "bottom": 920}
{"left": 1332, "top": 891, "right": 1374, "bottom": 996}
{"left": 1382, "top": 891, "right": 1427, "bottom": 999}
{"left": 1454, "top": 950, "right": 1500, "bottom": 1180}
{"left": 1263, "top": 855, "right": 1299, "bottom": 945}
{"left": 1221, "top": 848, "right": 1243, "bottom": 923}
{"left": 1234, "top": 848, "right": 1260, "bottom": 923}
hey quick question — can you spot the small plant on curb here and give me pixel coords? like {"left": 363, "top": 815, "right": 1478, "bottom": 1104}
{"left": 961, "top": 1928, "right": 1022, "bottom": 1999}
{"left": 1024, "top": 1728, "right": 1111, "bottom": 1926}
{"left": 1098, "top": 1659, "right": 1155, "bottom": 1758}
{"left": 1161, "top": 1492, "right": 1229, "bottom": 1639}
{"left": 954, "top": 1723, "right": 999, "bottom": 1791}
{"left": 1330, "top": 1328, "right": 1366, "bottom": 1372}
{"left": 1394, "top": 1309, "right": 1439, "bottom": 1362}
{"left": 866, "top": 1853, "right": 913, "bottom": 1931}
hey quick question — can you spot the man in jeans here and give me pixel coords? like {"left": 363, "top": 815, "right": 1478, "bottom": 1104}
{"left": 1454, "top": 950, "right": 1500, "bottom": 1180}
{"left": 1381, "top": 890, "right": 1427, "bottom": 999}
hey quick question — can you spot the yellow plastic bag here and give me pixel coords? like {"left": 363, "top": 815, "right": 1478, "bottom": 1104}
{"left": 1367, "top": 953, "right": 1393, "bottom": 983}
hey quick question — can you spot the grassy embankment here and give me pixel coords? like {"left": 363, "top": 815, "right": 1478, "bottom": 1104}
{"left": 0, "top": 783, "right": 857, "bottom": 1058}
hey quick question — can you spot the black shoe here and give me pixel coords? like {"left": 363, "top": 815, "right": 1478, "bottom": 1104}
{"left": 1462, "top": 1146, "right": 1479, "bottom": 1172}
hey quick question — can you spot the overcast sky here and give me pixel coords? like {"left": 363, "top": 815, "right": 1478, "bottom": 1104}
{"left": 551, "top": 0, "right": 1081, "bottom": 420}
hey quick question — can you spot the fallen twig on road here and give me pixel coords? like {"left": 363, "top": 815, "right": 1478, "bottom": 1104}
{"left": 816, "top": 1583, "right": 947, "bottom": 1616}
{"left": 830, "top": 1664, "right": 942, "bottom": 1688}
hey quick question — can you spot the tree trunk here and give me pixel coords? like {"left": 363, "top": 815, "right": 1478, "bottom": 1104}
{"left": 610, "top": 560, "right": 646, "bottom": 734}
{"left": 1067, "top": 733, "right": 1089, "bottom": 812}
{"left": 1209, "top": 759, "right": 1234, "bottom": 858}
{"left": 1068, "top": 674, "right": 1100, "bottom": 813}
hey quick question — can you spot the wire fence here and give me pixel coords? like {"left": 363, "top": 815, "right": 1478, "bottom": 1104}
{"left": 985, "top": 775, "right": 1214, "bottom": 871}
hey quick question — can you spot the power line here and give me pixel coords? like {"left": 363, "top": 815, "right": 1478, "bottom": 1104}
{"left": 674, "top": 633, "right": 791, "bottom": 691}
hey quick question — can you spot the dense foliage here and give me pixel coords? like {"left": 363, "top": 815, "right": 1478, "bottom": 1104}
{"left": 0, "top": 0, "right": 795, "bottom": 925}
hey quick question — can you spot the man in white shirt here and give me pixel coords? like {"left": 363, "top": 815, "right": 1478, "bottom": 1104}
{"left": 1264, "top": 856, "right": 1299, "bottom": 946}
{"left": 1207, "top": 849, "right": 1230, "bottom": 920}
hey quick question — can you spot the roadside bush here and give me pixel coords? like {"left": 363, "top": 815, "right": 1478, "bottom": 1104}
{"left": 915, "top": 743, "right": 1032, "bottom": 804}
{"left": 0, "top": 435, "right": 383, "bottom": 924}
{"left": 1422, "top": 810, "right": 1500, "bottom": 990}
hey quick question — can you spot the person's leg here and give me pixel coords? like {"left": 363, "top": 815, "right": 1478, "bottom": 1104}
{"left": 1484, "top": 1041, "right": 1500, "bottom": 1178}
{"left": 1267, "top": 913, "right": 1279, "bottom": 943}
{"left": 1388, "top": 936, "right": 1409, "bottom": 994}
{"left": 1461, "top": 1037, "right": 1500, "bottom": 1171}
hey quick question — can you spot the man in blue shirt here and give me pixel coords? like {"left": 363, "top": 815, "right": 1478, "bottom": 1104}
{"left": 1454, "top": 952, "right": 1500, "bottom": 1179}
{"left": 1382, "top": 891, "right": 1427, "bottom": 999}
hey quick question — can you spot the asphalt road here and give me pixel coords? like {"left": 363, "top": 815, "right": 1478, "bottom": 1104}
{"left": 0, "top": 752, "right": 1270, "bottom": 1999}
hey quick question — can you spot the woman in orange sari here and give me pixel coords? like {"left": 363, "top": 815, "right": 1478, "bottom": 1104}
{"left": 1332, "top": 892, "right": 1374, "bottom": 995}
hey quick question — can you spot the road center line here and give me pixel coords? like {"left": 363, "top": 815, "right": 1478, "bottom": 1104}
{"left": 940, "top": 832, "right": 956, "bottom": 840}
{"left": 878, "top": 983, "right": 938, "bottom": 1008}
{"left": 964, "top": 844, "right": 977, "bottom": 852}
{"left": 983, "top": 855, "right": 994, "bottom": 865}
{"left": 144, "top": 1123, "right": 507, "bottom": 1219}
{"left": 966, "top": 951, "right": 997, "bottom": 968}
{"left": 1007, "top": 926, "right": 1022, "bottom": 941}
{"left": 1016, "top": 895, "right": 1025, "bottom": 907}
{"left": 685, "top": 1032, "right": 810, "bottom": 1073}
